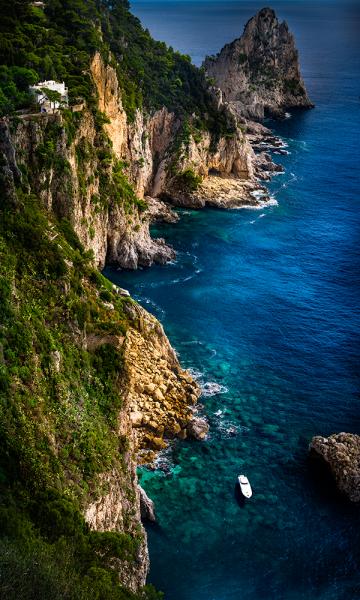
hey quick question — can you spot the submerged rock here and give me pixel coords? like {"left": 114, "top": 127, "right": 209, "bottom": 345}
{"left": 138, "top": 486, "right": 156, "bottom": 522}
{"left": 309, "top": 433, "right": 360, "bottom": 502}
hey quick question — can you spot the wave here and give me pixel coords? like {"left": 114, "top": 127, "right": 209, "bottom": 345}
{"left": 217, "top": 421, "right": 250, "bottom": 438}
{"left": 153, "top": 446, "right": 176, "bottom": 474}
{"left": 135, "top": 295, "right": 166, "bottom": 319}
{"left": 187, "top": 367, "right": 205, "bottom": 380}
{"left": 240, "top": 195, "right": 278, "bottom": 213}
{"left": 186, "top": 367, "right": 228, "bottom": 397}
{"left": 201, "top": 382, "right": 228, "bottom": 397}
{"left": 212, "top": 412, "right": 250, "bottom": 438}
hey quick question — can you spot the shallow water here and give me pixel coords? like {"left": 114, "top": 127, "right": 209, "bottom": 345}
{"left": 105, "top": 2, "right": 360, "bottom": 598}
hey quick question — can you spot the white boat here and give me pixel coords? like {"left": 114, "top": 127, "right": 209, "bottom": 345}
{"left": 238, "top": 474, "right": 252, "bottom": 498}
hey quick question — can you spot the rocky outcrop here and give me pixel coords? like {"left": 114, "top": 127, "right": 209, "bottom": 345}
{"left": 83, "top": 300, "right": 202, "bottom": 588}
{"left": 91, "top": 53, "right": 268, "bottom": 211}
{"left": 204, "top": 7, "right": 313, "bottom": 119}
{"left": 139, "top": 486, "right": 156, "bottom": 522}
{"left": 187, "top": 416, "right": 210, "bottom": 440}
{"left": 309, "top": 433, "right": 360, "bottom": 502}
{"left": 122, "top": 302, "right": 201, "bottom": 461}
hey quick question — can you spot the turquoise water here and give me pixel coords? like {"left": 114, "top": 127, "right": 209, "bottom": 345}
{"left": 105, "top": 2, "right": 360, "bottom": 598}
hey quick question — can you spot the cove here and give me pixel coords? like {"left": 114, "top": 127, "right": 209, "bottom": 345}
{"left": 105, "top": 2, "right": 360, "bottom": 598}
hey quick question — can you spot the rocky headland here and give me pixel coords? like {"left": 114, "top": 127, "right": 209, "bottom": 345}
{"left": 204, "top": 7, "right": 314, "bottom": 120}
{"left": 309, "top": 433, "right": 360, "bottom": 502}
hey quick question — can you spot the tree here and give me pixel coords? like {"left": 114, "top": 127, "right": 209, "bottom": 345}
{"left": 40, "top": 87, "right": 63, "bottom": 110}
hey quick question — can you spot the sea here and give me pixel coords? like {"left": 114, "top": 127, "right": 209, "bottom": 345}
{"left": 104, "top": 2, "right": 360, "bottom": 598}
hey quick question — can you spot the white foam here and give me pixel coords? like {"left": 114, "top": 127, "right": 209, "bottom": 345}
{"left": 250, "top": 189, "right": 268, "bottom": 200}
{"left": 216, "top": 419, "right": 250, "bottom": 438}
{"left": 201, "top": 382, "right": 228, "bottom": 397}
{"left": 241, "top": 195, "right": 278, "bottom": 210}
{"left": 153, "top": 447, "right": 175, "bottom": 474}
{"left": 187, "top": 367, "right": 204, "bottom": 380}
{"left": 137, "top": 296, "right": 166, "bottom": 319}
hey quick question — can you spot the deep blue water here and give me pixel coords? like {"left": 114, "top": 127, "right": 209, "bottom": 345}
{"left": 105, "top": 2, "right": 360, "bottom": 598}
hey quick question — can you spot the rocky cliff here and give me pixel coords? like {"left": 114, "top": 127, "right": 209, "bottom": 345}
{"left": 310, "top": 433, "right": 360, "bottom": 502}
{"left": 0, "top": 128, "right": 201, "bottom": 594}
{"left": 204, "top": 7, "right": 313, "bottom": 119}
{"left": 1, "top": 51, "right": 272, "bottom": 273}
{"left": 82, "top": 303, "right": 200, "bottom": 590}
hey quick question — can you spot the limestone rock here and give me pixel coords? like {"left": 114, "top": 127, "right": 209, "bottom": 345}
{"left": 122, "top": 303, "right": 201, "bottom": 453}
{"left": 130, "top": 411, "right": 143, "bottom": 427}
{"left": 138, "top": 486, "right": 156, "bottom": 522}
{"left": 50, "top": 350, "right": 61, "bottom": 373}
{"left": 204, "top": 7, "right": 314, "bottom": 120}
{"left": 187, "top": 416, "right": 210, "bottom": 440}
{"left": 309, "top": 433, "right": 360, "bottom": 502}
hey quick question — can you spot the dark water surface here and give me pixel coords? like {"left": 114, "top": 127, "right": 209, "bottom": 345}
{"left": 105, "top": 2, "right": 360, "bottom": 598}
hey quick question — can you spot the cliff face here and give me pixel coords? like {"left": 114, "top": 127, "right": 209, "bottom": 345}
{"left": 1, "top": 52, "right": 264, "bottom": 272}
{"left": 2, "top": 109, "right": 175, "bottom": 271}
{"left": 204, "top": 7, "right": 313, "bottom": 119}
{"left": 83, "top": 304, "right": 200, "bottom": 590}
{"left": 91, "top": 53, "right": 259, "bottom": 210}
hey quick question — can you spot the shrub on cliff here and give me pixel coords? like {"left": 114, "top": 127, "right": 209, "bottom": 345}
{"left": 174, "top": 168, "right": 203, "bottom": 192}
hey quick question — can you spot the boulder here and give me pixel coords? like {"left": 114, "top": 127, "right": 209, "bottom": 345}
{"left": 309, "top": 433, "right": 360, "bottom": 502}
{"left": 130, "top": 411, "right": 143, "bottom": 426}
{"left": 187, "top": 416, "right": 209, "bottom": 440}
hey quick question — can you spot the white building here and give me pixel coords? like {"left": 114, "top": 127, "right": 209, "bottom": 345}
{"left": 30, "top": 80, "right": 68, "bottom": 113}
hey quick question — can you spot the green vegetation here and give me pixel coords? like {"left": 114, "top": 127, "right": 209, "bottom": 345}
{"left": 0, "top": 170, "right": 159, "bottom": 598}
{"left": 283, "top": 78, "right": 301, "bottom": 94}
{"left": 174, "top": 168, "right": 203, "bottom": 193}
{"left": 0, "top": 491, "right": 161, "bottom": 600}
{"left": 0, "top": 0, "right": 232, "bottom": 139}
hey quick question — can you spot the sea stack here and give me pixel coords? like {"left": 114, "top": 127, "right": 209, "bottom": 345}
{"left": 309, "top": 433, "right": 360, "bottom": 502}
{"left": 203, "top": 7, "right": 314, "bottom": 119}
